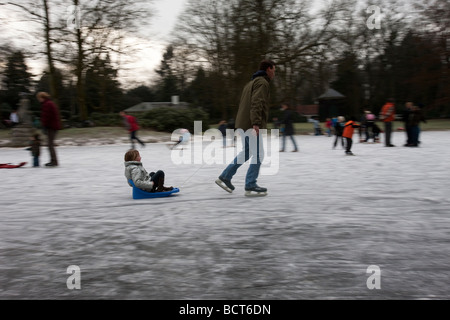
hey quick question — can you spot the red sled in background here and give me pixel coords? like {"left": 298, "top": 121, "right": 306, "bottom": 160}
{"left": 0, "top": 162, "right": 27, "bottom": 169}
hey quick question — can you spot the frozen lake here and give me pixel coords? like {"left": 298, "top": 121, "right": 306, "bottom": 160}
{"left": 1, "top": 130, "right": 449, "bottom": 299}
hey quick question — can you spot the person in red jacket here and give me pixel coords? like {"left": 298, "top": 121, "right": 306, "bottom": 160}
{"left": 120, "top": 111, "right": 145, "bottom": 149}
{"left": 342, "top": 116, "right": 361, "bottom": 156}
{"left": 37, "top": 92, "right": 62, "bottom": 167}
{"left": 379, "top": 98, "right": 396, "bottom": 147}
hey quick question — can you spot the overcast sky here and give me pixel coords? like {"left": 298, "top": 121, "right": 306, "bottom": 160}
{"left": 120, "top": 0, "right": 188, "bottom": 87}
{"left": 0, "top": 0, "right": 189, "bottom": 88}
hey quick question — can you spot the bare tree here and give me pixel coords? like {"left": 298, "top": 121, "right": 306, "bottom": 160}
{"left": 1, "top": 0, "right": 154, "bottom": 120}
{"left": 56, "top": 0, "right": 154, "bottom": 120}
{"left": 1, "top": 0, "right": 67, "bottom": 106}
{"left": 172, "top": 0, "right": 350, "bottom": 117}
{"left": 414, "top": 0, "right": 450, "bottom": 112}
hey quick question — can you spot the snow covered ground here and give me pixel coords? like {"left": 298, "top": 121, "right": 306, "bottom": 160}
{"left": 0, "top": 130, "right": 449, "bottom": 299}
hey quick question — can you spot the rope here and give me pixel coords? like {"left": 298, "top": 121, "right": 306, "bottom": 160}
{"left": 179, "top": 163, "right": 206, "bottom": 188}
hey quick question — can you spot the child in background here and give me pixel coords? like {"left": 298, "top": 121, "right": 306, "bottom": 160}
{"left": 364, "top": 111, "right": 376, "bottom": 142}
{"left": 333, "top": 116, "right": 346, "bottom": 149}
{"left": 325, "top": 118, "right": 333, "bottom": 137}
{"left": 373, "top": 122, "right": 381, "bottom": 143}
{"left": 342, "top": 117, "right": 361, "bottom": 156}
{"left": 124, "top": 149, "right": 173, "bottom": 192}
{"left": 29, "top": 133, "right": 41, "bottom": 167}
{"left": 309, "top": 116, "right": 323, "bottom": 135}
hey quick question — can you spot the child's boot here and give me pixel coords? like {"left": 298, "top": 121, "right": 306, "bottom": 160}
{"left": 156, "top": 177, "right": 173, "bottom": 192}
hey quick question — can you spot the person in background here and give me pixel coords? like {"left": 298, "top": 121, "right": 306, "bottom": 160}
{"left": 364, "top": 110, "right": 376, "bottom": 142}
{"left": 407, "top": 104, "right": 427, "bottom": 147}
{"left": 331, "top": 117, "right": 338, "bottom": 134}
{"left": 309, "top": 116, "right": 323, "bottom": 136}
{"left": 373, "top": 121, "right": 382, "bottom": 143}
{"left": 218, "top": 120, "right": 228, "bottom": 148}
{"left": 279, "top": 103, "right": 298, "bottom": 152}
{"left": 120, "top": 111, "right": 145, "bottom": 149}
{"left": 227, "top": 118, "right": 236, "bottom": 147}
{"left": 379, "top": 98, "right": 396, "bottom": 147}
{"left": 9, "top": 110, "right": 19, "bottom": 127}
{"left": 171, "top": 128, "right": 191, "bottom": 150}
{"left": 325, "top": 118, "right": 333, "bottom": 137}
{"left": 333, "top": 116, "right": 346, "bottom": 149}
{"left": 402, "top": 102, "right": 414, "bottom": 146}
{"left": 37, "top": 92, "right": 62, "bottom": 167}
{"left": 29, "top": 133, "right": 41, "bottom": 167}
{"left": 342, "top": 116, "right": 361, "bottom": 156}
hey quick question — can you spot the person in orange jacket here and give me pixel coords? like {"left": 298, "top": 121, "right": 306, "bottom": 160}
{"left": 342, "top": 116, "right": 361, "bottom": 155}
{"left": 379, "top": 98, "right": 396, "bottom": 147}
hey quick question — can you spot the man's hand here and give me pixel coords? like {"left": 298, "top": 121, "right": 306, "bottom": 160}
{"left": 253, "top": 125, "right": 260, "bottom": 136}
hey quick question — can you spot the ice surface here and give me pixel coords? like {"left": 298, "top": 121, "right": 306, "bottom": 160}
{"left": 1, "top": 131, "right": 449, "bottom": 299}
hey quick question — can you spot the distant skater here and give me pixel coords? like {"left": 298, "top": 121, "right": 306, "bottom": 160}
{"left": 218, "top": 120, "right": 228, "bottom": 148}
{"left": 333, "top": 116, "right": 345, "bottom": 149}
{"left": 279, "top": 103, "right": 298, "bottom": 152}
{"left": 325, "top": 118, "right": 333, "bottom": 137}
{"left": 407, "top": 104, "right": 427, "bottom": 147}
{"left": 363, "top": 110, "right": 376, "bottom": 142}
{"left": 29, "top": 133, "right": 41, "bottom": 167}
{"left": 309, "top": 116, "right": 323, "bottom": 135}
{"left": 9, "top": 110, "right": 19, "bottom": 127}
{"left": 342, "top": 117, "right": 361, "bottom": 156}
{"left": 171, "top": 128, "right": 191, "bottom": 149}
{"left": 379, "top": 98, "right": 396, "bottom": 147}
{"left": 120, "top": 111, "right": 145, "bottom": 149}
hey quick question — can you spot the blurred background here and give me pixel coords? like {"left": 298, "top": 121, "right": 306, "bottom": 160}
{"left": 0, "top": 0, "right": 448, "bottom": 133}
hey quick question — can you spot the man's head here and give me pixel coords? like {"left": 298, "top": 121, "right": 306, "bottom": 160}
{"left": 260, "top": 60, "right": 276, "bottom": 80}
{"left": 36, "top": 92, "right": 50, "bottom": 102}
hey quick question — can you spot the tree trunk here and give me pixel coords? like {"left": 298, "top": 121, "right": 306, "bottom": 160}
{"left": 42, "top": 0, "right": 59, "bottom": 107}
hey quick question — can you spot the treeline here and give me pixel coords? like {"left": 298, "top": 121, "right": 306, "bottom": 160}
{"left": 0, "top": 0, "right": 449, "bottom": 129}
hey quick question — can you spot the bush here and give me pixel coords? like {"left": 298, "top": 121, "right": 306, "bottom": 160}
{"left": 142, "top": 107, "right": 209, "bottom": 132}
{"left": 89, "top": 112, "right": 122, "bottom": 127}
{"left": 59, "top": 110, "right": 71, "bottom": 120}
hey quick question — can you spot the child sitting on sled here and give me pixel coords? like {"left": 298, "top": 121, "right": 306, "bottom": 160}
{"left": 124, "top": 149, "right": 173, "bottom": 192}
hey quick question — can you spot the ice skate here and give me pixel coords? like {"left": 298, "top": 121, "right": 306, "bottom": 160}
{"left": 345, "top": 151, "right": 355, "bottom": 156}
{"left": 215, "top": 177, "right": 235, "bottom": 193}
{"left": 245, "top": 186, "right": 268, "bottom": 197}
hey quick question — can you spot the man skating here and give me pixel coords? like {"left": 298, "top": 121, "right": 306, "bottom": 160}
{"left": 215, "top": 60, "right": 275, "bottom": 197}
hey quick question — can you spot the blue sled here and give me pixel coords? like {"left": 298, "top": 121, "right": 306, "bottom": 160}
{"left": 128, "top": 179, "right": 180, "bottom": 200}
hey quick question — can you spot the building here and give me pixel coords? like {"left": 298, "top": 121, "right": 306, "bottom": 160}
{"left": 317, "top": 88, "right": 346, "bottom": 120}
{"left": 296, "top": 104, "right": 319, "bottom": 119}
{"left": 124, "top": 96, "right": 189, "bottom": 114}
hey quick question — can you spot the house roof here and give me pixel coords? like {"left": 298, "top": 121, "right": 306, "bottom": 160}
{"left": 124, "top": 101, "right": 189, "bottom": 112}
{"left": 317, "top": 88, "right": 345, "bottom": 100}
